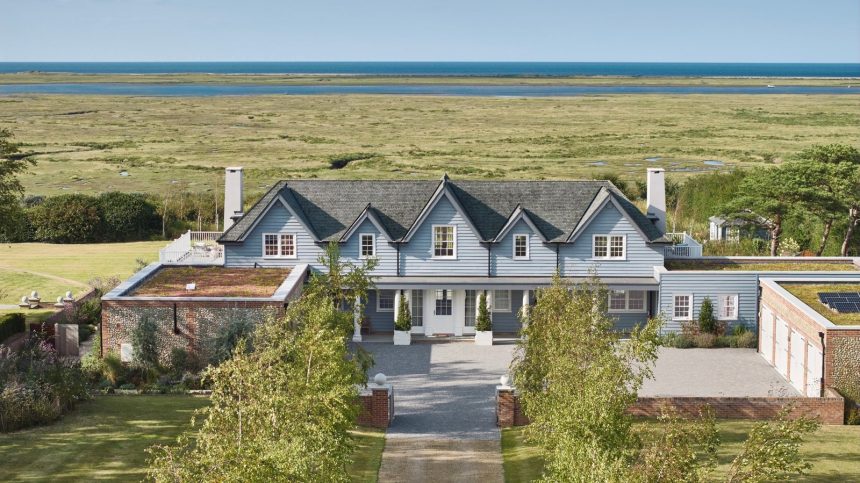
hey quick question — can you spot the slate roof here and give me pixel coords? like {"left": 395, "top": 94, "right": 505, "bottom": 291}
{"left": 219, "top": 178, "right": 667, "bottom": 244}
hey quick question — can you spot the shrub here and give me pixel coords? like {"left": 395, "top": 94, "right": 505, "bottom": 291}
{"left": 97, "top": 192, "right": 160, "bottom": 242}
{"left": 0, "top": 313, "right": 25, "bottom": 343}
{"left": 674, "top": 335, "right": 696, "bottom": 349}
{"left": 131, "top": 316, "right": 160, "bottom": 368}
{"left": 779, "top": 237, "right": 801, "bottom": 256}
{"left": 118, "top": 383, "right": 137, "bottom": 391}
{"left": 102, "top": 351, "right": 125, "bottom": 386}
{"left": 715, "top": 335, "right": 733, "bottom": 348}
{"left": 476, "top": 292, "right": 492, "bottom": 332}
{"left": 394, "top": 295, "right": 411, "bottom": 331}
{"left": 169, "top": 348, "right": 189, "bottom": 377}
{"left": 732, "top": 324, "right": 750, "bottom": 336}
{"left": 698, "top": 298, "right": 717, "bottom": 334}
{"left": 209, "top": 317, "right": 254, "bottom": 365}
{"left": 29, "top": 194, "right": 104, "bottom": 243}
{"left": 694, "top": 333, "right": 716, "bottom": 348}
{"left": 67, "top": 298, "right": 101, "bottom": 326}
{"left": 736, "top": 331, "right": 757, "bottom": 348}
{"left": 125, "top": 364, "right": 158, "bottom": 387}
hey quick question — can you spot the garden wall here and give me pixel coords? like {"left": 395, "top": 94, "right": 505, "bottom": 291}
{"left": 496, "top": 388, "right": 846, "bottom": 427}
{"left": 101, "top": 300, "right": 283, "bottom": 364}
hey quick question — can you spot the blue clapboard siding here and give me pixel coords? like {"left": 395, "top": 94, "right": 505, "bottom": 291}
{"left": 224, "top": 201, "right": 326, "bottom": 268}
{"left": 400, "top": 196, "right": 488, "bottom": 276}
{"left": 492, "top": 290, "right": 525, "bottom": 333}
{"left": 658, "top": 271, "right": 860, "bottom": 332}
{"left": 559, "top": 203, "right": 663, "bottom": 277}
{"left": 365, "top": 290, "right": 395, "bottom": 332}
{"left": 491, "top": 220, "right": 557, "bottom": 276}
{"left": 611, "top": 312, "right": 651, "bottom": 331}
{"left": 339, "top": 219, "right": 398, "bottom": 275}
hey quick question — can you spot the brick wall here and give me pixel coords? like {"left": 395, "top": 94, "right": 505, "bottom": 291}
{"left": 101, "top": 299, "right": 282, "bottom": 364}
{"left": 357, "top": 386, "right": 393, "bottom": 428}
{"left": 497, "top": 389, "right": 846, "bottom": 427}
{"left": 44, "top": 288, "right": 98, "bottom": 324}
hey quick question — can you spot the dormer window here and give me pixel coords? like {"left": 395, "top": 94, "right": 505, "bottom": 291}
{"left": 433, "top": 225, "right": 456, "bottom": 259}
{"left": 513, "top": 234, "right": 529, "bottom": 260}
{"left": 593, "top": 235, "right": 626, "bottom": 260}
{"left": 263, "top": 233, "right": 296, "bottom": 259}
{"left": 360, "top": 233, "right": 375, "bottom": 259}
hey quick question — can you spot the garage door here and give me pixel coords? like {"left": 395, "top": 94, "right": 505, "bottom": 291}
{"left": 759, "top": 306, "right": 774, "bottom": 364}
{"left": 775, "top": 318, "right": 789, "bottom": 377}
{"left": 789, "top": 330, "right": 805, "bottom": 393}
{"left": 805, "top": 344, "right": 823, "bottom": 397}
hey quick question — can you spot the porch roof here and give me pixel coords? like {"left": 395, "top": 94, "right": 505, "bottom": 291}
{"left": 373, "top": 276, "right": 658, "bottom": 291}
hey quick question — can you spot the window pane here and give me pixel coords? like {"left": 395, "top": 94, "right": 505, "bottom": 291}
{"left": 610, "top": 236, "right": 625, "bottom": 258}
{"left": 435, "top": 289, "right": 452, "bottom": 315}
{"left": 264, "top": 234, "right": 278, "bottom": 256}
{"left": 494, "top": 290, "right": 511, "bottom": 311}
{"left": 434, "top": 226, "right": 455, "bottom": 257}
{"left": 674, "top": 295, "right": 690, "bottom": 319}
{"left": 361, "top": 234, "right": 374, "bottom": 257}
{"left": 628, "top": 291, "right": 645, "bottom": 311}
{"left": 609, "top": 291, "right": 627, "bottom": 311}
{"left": 411, "top": 290, "right": 423, "bottom": 327}
{"left": 594, "top": 236, "right": 608, "bottom": 257}
{"left": 464, "top": 290, "right": 476, "bottom": 326}
{"left": 514, "top": 235, "right": 528, "bottom": 258}
{"left": 378, "top": 290, "right": 394, "bottom": 311}
{"left": 280, "top": 234, "right": 295, "bottom": 257}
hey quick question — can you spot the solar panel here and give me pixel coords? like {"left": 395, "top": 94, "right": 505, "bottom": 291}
{"left": 819, "top": 292, "right": 860, "bottom": 313}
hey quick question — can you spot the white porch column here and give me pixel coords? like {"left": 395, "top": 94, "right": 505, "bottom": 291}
{"left": 486, "top": 289, "right": 494, "bottom": 322}
{"left": 352, "top": 295, "right": 362, "bottom": 342}
{"left": 522, "top": 290, "right": 530, "bottom": 321}
{"left": 394, "top": 290, "right": 403, "bottom": 321}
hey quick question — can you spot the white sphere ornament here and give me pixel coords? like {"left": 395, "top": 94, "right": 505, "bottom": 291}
{"left": 57, "top": 296, "right": 63, "bottom": 303}
{"left": 30, "top": 291, "right": 39, "bottom": 299}
{"left": 500, "top": 374, "right": 511, "bottom": 386}
{"left": 373, "top": 373, "right": 387, "bottom": 385}
{"left": 21, "top": 296, "right": 28, "bottom": 304}
{"left": 65, "top": 291, "right": 73, "bottom": 299}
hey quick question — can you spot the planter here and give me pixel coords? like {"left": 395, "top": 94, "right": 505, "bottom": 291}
{"left": 393, "top": 330, "right": 411, "bottom": 345}
{"left": 475, "top": 330, "right": 494, "bottom": 346}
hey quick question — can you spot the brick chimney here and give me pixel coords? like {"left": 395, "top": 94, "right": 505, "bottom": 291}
{"left": 646, "top": 168, "right": 666, "bottom": 234}
{"left": 224, "top": 167, "right": 244, "bottom": 230}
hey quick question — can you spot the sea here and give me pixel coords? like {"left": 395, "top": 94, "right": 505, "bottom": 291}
{"left": 1, "top": 62, "right": 858, "bottom": 97}
{"left": 1, "top": 61, "right": 858, "bottom": 77}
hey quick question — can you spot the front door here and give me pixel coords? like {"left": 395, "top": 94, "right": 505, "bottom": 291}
{"left": 428, "top": 288, "right": 455, "bottom": 335}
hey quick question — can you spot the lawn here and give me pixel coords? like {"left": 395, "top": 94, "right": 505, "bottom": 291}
{"left": 784, "top": 283, "right": 860, "bottom": 326}
{"left": 502, "top": 422, "right": 860, "bottom": 482}
{"left": 0, "top": 395, "right": 385, "bottom": 482}
{"left": 1, "top": 94, "right": 857, "bottom": 198}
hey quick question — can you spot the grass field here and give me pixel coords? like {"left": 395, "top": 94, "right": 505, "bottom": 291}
{"left": 0, "top": 395, "right": 385, "bottom": 482}
{"left": 1, "top": 93, "right": 857, "bottom": 198}
{"left": 0, "top": 241, "right": 163, "bottom": 320}
{"left": 502, "top": 423, "right": 860, "bottom": 482}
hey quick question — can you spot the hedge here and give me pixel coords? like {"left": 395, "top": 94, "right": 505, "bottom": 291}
{"left": 0, "top": 313, "right": 26, "bottom": 344}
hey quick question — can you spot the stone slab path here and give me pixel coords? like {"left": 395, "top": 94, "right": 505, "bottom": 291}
{"left": 360, "top": 340, "right": 515, "bottom": 482}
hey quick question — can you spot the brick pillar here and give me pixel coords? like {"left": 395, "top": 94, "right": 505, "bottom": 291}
{"left": 371, "top": 386, "right": 392, "bottom": 428}
{"left": 497, "top": 387, "right": 516, "bottom": 427}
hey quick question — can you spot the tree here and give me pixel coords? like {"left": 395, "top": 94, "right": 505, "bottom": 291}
{"left": 98, "top": 192, "right": 160, "bottom": 241}
{"left": 698, "top": 298, "right": 716, "bottom": 334}
{"left": 395, "top": 295, "right": 411, "bottom": 331}
{"left": 727, "top": 409, "right": 820, "bottom": 482}
{"left": 510, "top": 275, "right": 662, "bottom": 481}
{"left": 131, "top": 316, "right": 160, "bottom": 368}
{"left": 632, "top": 407, "right": 720, "bottom": 483}
{"left": 149, "top": 243, "right": 375, "bottom": 481}
{"left": 28, "top": 194, "right": 103, "bottom": 243}
{"left": 476, "top": 291, "right": 492, "bottom": 332}
{"left": 722, "top": 167, "right": 802, "bottom": 256}
{"left": 798, "top": 144, "right": 860, "bottom": 256}
{"left": 0, "top": 129, "right": 34, "bottom": 240}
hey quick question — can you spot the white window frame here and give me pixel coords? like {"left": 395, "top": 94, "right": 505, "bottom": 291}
{"left": 592, "top": 234, "right": 626, "bottom": 260}
{"left": 493, "top": 290, "right": 511, "bottom": 312}
{"left": 359, "top": 233, "right": 376, "bottom": 259}
{"left": 513, "top": 234, "right": 529, "bottom": 260}
{"left": 376, "top": 290, "right": 395, "bottom": 312}
{"left": 262, "top": 232, "right": 297, "bottom": 259}
{"left": 432, "top": 224, "right": 457, "bottom": 259}
{"left": 718, "top": 294, "right": 739, "bottom": 321}
{"left": 673, "top": 294, "right": 693, "bottom": 321}
{"left": 607, "top": 290, "right": 647, "bottom": 313}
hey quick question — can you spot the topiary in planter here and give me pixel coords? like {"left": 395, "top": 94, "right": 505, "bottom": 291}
{"left": 476, "top": 292, "right": 492, "bottom": 332}
{"left": 698, "top": 297, "right": 717, "bottom": 334}
{"left": 395, "top": 294, "right": 411, "bottom": 332}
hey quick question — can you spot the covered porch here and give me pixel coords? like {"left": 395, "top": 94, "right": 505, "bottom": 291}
{"left": 352, "top": 276, "right": 659, "bottom": 341}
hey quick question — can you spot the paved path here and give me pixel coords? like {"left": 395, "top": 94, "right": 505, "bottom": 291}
{"left": 360, "top": 340, "right": 515, "bottom": 482}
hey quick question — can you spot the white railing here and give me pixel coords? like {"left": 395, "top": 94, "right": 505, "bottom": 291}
{"left": 664, "top": 232, "right": 703, "bottom": 258}
{"left": 159, "top": 230, "right": 224, "bottom": 265}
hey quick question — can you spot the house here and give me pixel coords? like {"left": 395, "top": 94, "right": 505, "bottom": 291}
{"left": 709, "top": 215, "right": 771, "bottom": 243}
{"left": 102, "top": 167, "right": 860, "bottom": 366}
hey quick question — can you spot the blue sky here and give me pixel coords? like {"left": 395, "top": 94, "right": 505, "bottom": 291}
{"left": 1, "top": 0, "right": 858, "bottom": 62}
